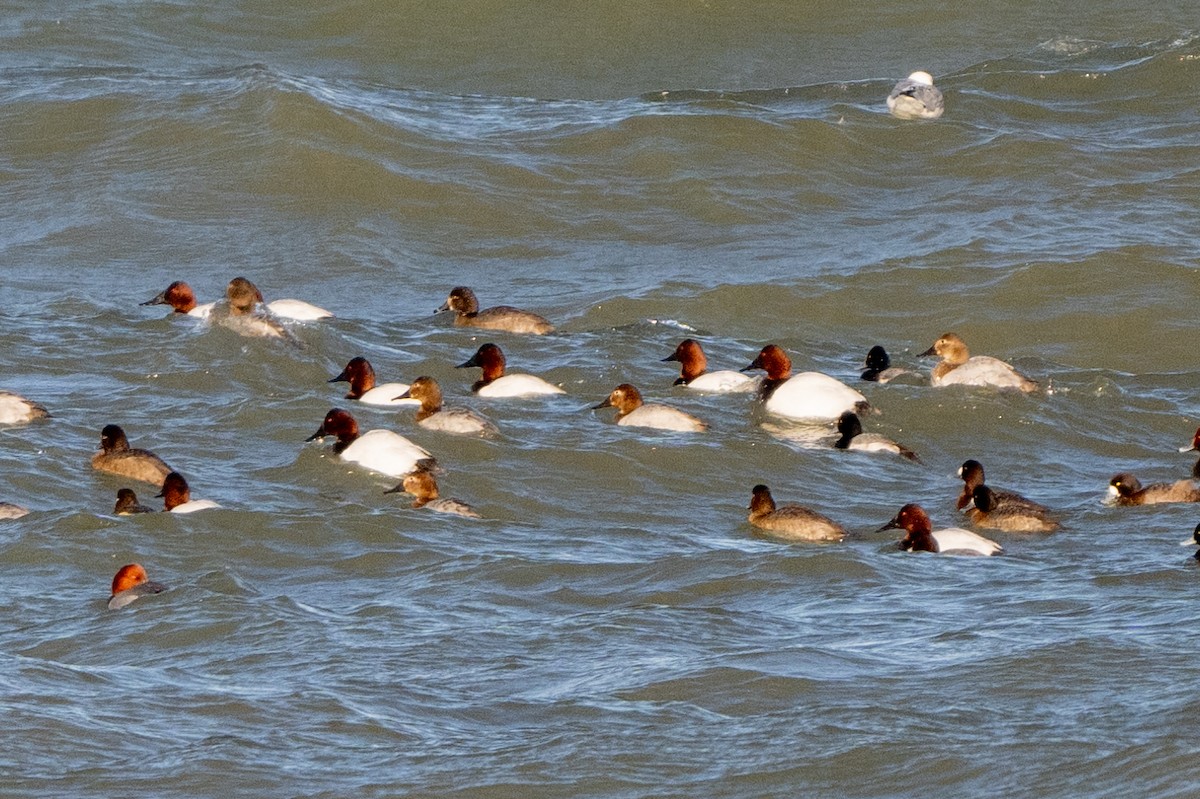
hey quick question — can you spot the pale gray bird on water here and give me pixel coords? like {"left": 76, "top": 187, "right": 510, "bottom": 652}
{"left": 887, "top": 71, "right": 944, "bottom": 119}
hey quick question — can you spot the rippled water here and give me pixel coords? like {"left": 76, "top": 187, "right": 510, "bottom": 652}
{"left": 2, "top": 2, "right": 1200, "bottom": 796}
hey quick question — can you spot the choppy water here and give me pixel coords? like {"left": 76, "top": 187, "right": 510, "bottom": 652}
{"left": 2, "top": 2, "right": 1200, "bottom": 796}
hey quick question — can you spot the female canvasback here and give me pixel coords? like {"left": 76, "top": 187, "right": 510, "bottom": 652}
{"left": 436, "top": 286, "right": 554, "bottom": 335}
{"left": 834, "top": 411, "right": 920, "bottom": 462}
{"left": 396, "top": 377, "right": 499, "bottom": 438}
{"left": 329, "top": 357, "right": 418, "bottom": 406}
{"left": 1179, "top": 428, "right": 1200, "bottom": 478}
{"left": 921, "top": 333, "right": 1038, "bottom": 392}
{"left": 0, "top": 501, "right": 29, "bottom": 519}
{"left": 90, "top": 424, "right": 173, "bottom": 486}
{"left": 860, "top": 346, "right": 915, "bottom": 383}
{"left": 108, "top": 563, "right": 167, "bottom": 610}
{"left": 967, "top": 485, "right": 1060, "bottom": 533}
{"left": 385, "top": 470, "right": 480, "bottom": 518}
{"left": 741, "top": 344, "right": 869, "bottom": 423}
{"left": 456, "top": 343, "right": 565, "bottom": 397}
{"left": 140, "top": 281, "right": 214, "bottom": 318}
{"left": 307, "top": 408, "right": 436, "bottom": 478}
{"left": 955, "top": 459, "right": 1051, "bottom": 514}
{"left": 663, "top": 339, "right": 758, "bottom": 393}
{"left": 746, "top": 484, "right": 846, "bottom": 543}
{"left": 887, "top": 71, "right": 944, "bottom": 120}
{"left": 1107, "top": 473, "right": 1200, "bottom": 506}
{"left": 226, "top": 275, "right": 333, "bottom": 320}
{"left": 214, "top": 276, "right": 291, "bottom": 339}
{"left": 593, "top": 383, "right": 707, "bottom": 432}
{"left": 113, "top": 488, "right": 153, "bottom": 515}
{"left": 157, "top": 471, "right": 220, "bottom": 513}
{"left": 879, "top": 504, "right": 1002, "bottom": 555}
{"left": 0, "top": 391, "right": 49, "bottom": 425}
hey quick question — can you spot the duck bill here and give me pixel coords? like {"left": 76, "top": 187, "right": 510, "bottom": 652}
{"left": 139, "top": 290, "right": 168, "bottom": 307}
{"left": 305, "top": 426, "right": 328, "bottom": 442}
{"left": 918, "top": 346, "right": 937, "bottom": 357}
{"left": 661, "top": 353, "right": 679, "bottom": 363}
{"left": 591, "top": 398, "right": 613, "bottom": 410}
{"left": 328, "top": 370, "right": 350, "bottom": 384}
{"left": 876, "top": 518, "right": 901, "bottom": 533}
{"left": 739, "top": 357, "right": 763, "bottom": 374}
{"left": 456, "top": 356, "right": 479, "bottom": 369}
{"left": 392, "top": 390, "right": 413, "bottom": 401}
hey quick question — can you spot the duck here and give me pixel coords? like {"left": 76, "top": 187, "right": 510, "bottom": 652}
{"left": 107, "top": 563, "right": 167, "bottom": 610}
{"left": 395, "top": 377, "right": 499, "bottom": 438}
{"left": 878, "top": 504, "right": 1002, "bottom": 555}
{"left": 1179, "top": 522, "right": 1200, "bottom": 552}
{"left": 435, "top": 286, "right": 554, "bottom": 335}
{"left": 746, "top": 484, "right": 846, "bottom": 543}
{"left": 955, "top": 459, "right": 1051, "bottom": 514}
{"left": 662, "top": 339, "right": 758, "bottom": 393}
{"left": 833, "top": 411, "right": 920, "bottom": 462}
{"left": 886, "top": 71, "right": 944, "bottom": 120}
{"left": 967, "top": 485, "right": 1060, "bottom": 533}
{"left": 0, "top": 502, "right": 29, "bottom": 519}
{"left": 329, "top": 357, "right": 418, "bottom": 406}
{"left": 921, "top": 333, "right": 1038, "bottom": 392}
{"left": 113, "top": 488, "right": 154, "bottom": 515}
{"left": 90, "top": 424, "right": 173, "bottom": 486}
{"left": 1179, "top": 427, "right": 1200, "bottom": 479}
{"left": 213, "top": 276, "right": 292, "bottom": 339}
{"left": 1107, "top": 473, "right": 1200, "bottom": 506}
{"left": 307, "top": 408, "right": 436, "bottom": 478}
{"left": 142, "top": 278, "right": 332, "bottom": 321}
{"left": 741, "top": 344, "right": 869, "bottom": 423}
{"left": 593, "top": 384, "right": 707, "bottom": 432}
{"left": 157, "top": 471, "right": 220, "bottom": 513}
{"left": 385, "top": 470, "right": 480, "bottom": 518}
{"left": 0, "top": 390, "right": 49, "bottom": 425}
{"left": 860, "top": 345, "right": 915, "bottom": 383}
{"left": 456, "top": 343, "right": 565, "bottom": 397}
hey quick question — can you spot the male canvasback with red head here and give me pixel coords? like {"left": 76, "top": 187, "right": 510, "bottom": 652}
{"left": 886, "top": 70, "right": 944, "bottom": 120}
{"left": 395, "top": 377, "right": 498, "bottom": 437}
{"left": 878, "top": 504, "right": 1002, "bottom": 555}
{"left": 385, "top": 470, "right": 481, "bottom": 518}
{"left": 307, "top": 408, "right": 436, "bottom": 477}
{"left": 920, "top": 333, "right": 1038, "bottom": 393}
{"left": 108, "top": 563, "right": 167, "bottom": 610}
{"left": 329, "top": 357, "right": 418, "bottom": 406}
{"left": 91, "top": 424, "right": 173, "bottom": 487}
{"left": 157, "top": 471, "right": 220, "bottom": 513}
{"left": 747, "top": 484, "right": 845, "bottom": 543}
{"left": 0, "top": 390, "right": 50, "bottom": 426}
{"left": 968, "top": 485, "right": 1060, "bottom": 533}
{"left": 955, "top": 459, "right": 1051, "bottom": 514}
{"left": 663, "top": 339, "right": 757, "bottom": 393}
{"left": 1107, "top": 473, "right": 1200, "bottom": 506}
{"left": 436, "top": 286, "right": 554, "bottom": 335}
{"left": 140, "top": 280, "right": 212, "bottom": 317}
{"left": 741, "top": 344, "right": 869, "bottom": 423}
{"left": 593, "top": 383, "right": 706, "bottom": 433}
{"left": 456, "top": 343, "right": 565, "bottom": 397}
{"left": 1179, "top": 428, "right": 1200, "bottom": 478}
{"left": 833, "top": 411, "right": 920, "bottom": 462}
{"left": 113, "top": 487, "right": 153, "bottom": 515}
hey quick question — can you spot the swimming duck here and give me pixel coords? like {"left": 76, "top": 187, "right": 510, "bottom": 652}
{"left": 157, "top": 471, "right": 220, "bottom": 513}
{"left": 141, "top": 278, "right": 331, "bottom": 320}
{"left": 0, "top": 502, "right": 29, "bottom": 519}
{"left": 879, "top": 504, "right": 1002, "bottom": 555}
{"left": 456, "top": 343, "right": 564, "bottom": 397}
{"left": 436, "top": 286, "right": 553, "bottom": 335}
{"left": 307, "top": 408, "right": 436, "bottom": 478}
{"left": 0, "top": 391, "right": 49, "bottom": 425}
{"left": 886, "top": 71, "right": 944, "bottom": 120}
{"left": 662, "top": 339, "right": 758, "bottom": 393}
{"left": 833, "top": 411, "right": 920, "bottom": 462}
{"left": 385, "top": 470, "right": 480, "bottom": 518}
{"left": 742, "top": 344, "right": 869, "bottom": 423}
{"left": 396, "top": 377, "right": 499, "bottom": 438}
{"left": 329, "top": 357, "right": 418, "bottom": 406}
{"left": 108, "top": 563, "right": 167, "bottom": 610}
{"left": 113, "top": 488, "right": 154, "bottom": 515}
{"left": 1107, "top": 473, "right": 1200, "bottom": 506}
{"left": 955, "top": 459, "right": 1051, "bottom": 514}
{"left": 1179, "top": 428, "right": 1200, "bottom": 479}
{"left": 593, "top": 384, "right": 707, "bottom": 432}
{"left": 746, "top": 484, "right": 846, "bottom": 542}
{"left": 90, "top": 424, "right": 173, "bottom": 486}
{"left": 860, "top": 345, "right": 915, "bottom": 383}
{"left": 921, "top": 333, "right": 1038, "bottom": 392}
{"left": 967, "top": 485, "right": 1060, "bottom": 533}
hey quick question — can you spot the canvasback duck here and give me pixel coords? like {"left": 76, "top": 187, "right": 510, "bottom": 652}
{"left": 142, "top": 278, "right": 331, "bottom": 321}
{"left": 108, "top": 563, "right": 167, "bottom": 610}
{"left": 887, "top": 71, "right": 944, "bottom": 120}
{"left": 396, "top": 377, "right": 499, "bottom": 438}
{"left": 0, "top": 501, "right": 29, "bottom": 519}
{"left": 140, "top": 281, "right": 214, "bottom": 318}
{"left": 385, "top": 470, "right": 480, "bottom": 518}
{"left": 157, "top": 471, "right": 220, "bottom": 513}
{"left": 834, "top": 411, "right": 920, "bottom": 462}
{"left": 1179, "top": 428, "right": 1200, "bottom": 478}
{"left": 742, "top": 344, "right": 869, "bottom": 423}
{"left": 0, "top": 390, "right": 49, "bottom": 425}
{"left": 662, "top": 339, "right": 758, "bottom": 393}
{"left": 213, "top": 276, "right": 291, "bottom": 339}
{"left": 90, "top": 424, "right": 173, "bottom": 487}
{"left": 436, "top": 286, "right": 554, "bottom": 335}
{"left": 967, "top": 485, "right": 1060, "bottom": 533}
{"left": 329, "top": 357, "right": 418, "bottom": 406}
{"left": 879, "top": 504, "right": 1002, "bottom": 555}
{"left": 593, "top": 383, "right": 707, "bottom": 432}
{"left": 746, "top": 484, "right": 846, "bottom": 542}
{"left": 921, "top": 333, "right": 1038, "bottom": 392}
{"left": 955, "top": 459, "right": 1051, "bottom": 514}
{"left": 457, "top": 343, "right": 564, "bottom": 397}
{"left": 307, "top": 408, "right": 436, "bottom": 478}
{"left": 860, "top": 346, "right": 915, "bottom": 383}
{"left": 1107, "top": 473, "right": 1200, "bottom": 506}
{"left": 1180, "top": 522, "right": 1200, "bottom": 551}
{"left": 113, "top": 488, "right": 153, "bottom": 515}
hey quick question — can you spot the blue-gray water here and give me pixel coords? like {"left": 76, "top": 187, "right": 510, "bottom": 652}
{"left": 2, "top": 3, "right": 1199, "bottom": 797}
